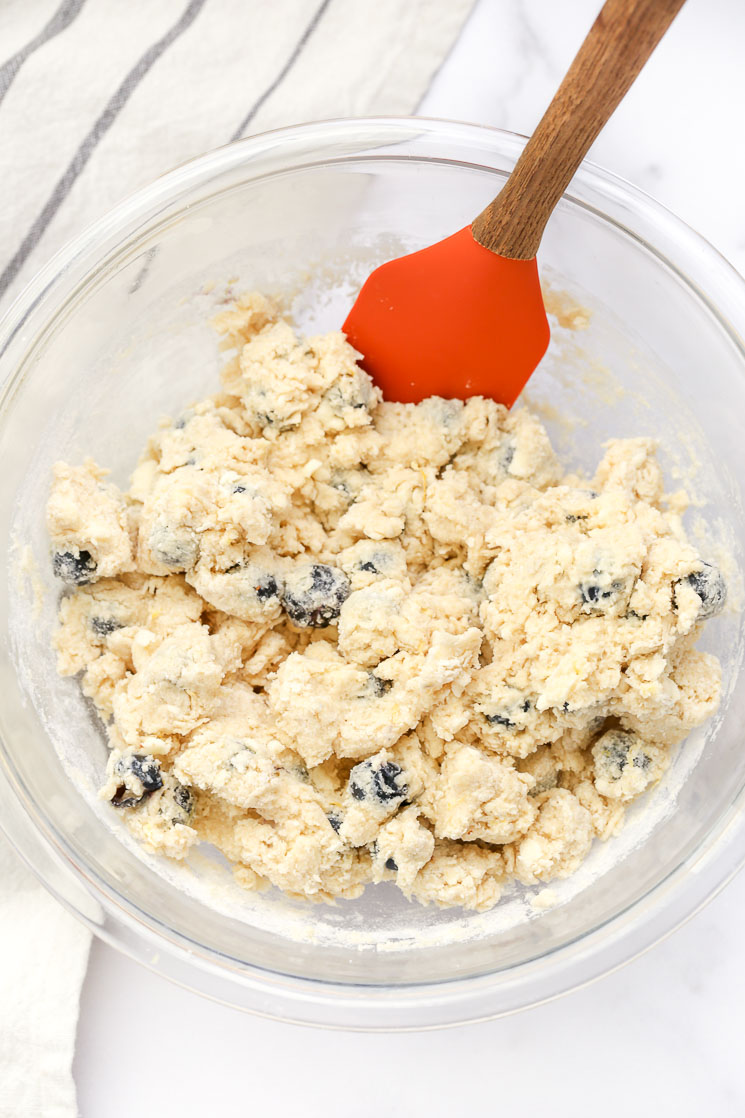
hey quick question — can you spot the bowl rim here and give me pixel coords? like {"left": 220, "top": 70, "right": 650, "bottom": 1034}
{"left": 1, "top": 115, "right": 745, "bottom": 1029}
{"left": 3, "top": 113, "right": 745, "bottom": 361}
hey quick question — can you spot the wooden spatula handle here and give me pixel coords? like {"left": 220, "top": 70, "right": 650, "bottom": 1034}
{"left": 472, "top": 0, "right": 685, "bottom": 260}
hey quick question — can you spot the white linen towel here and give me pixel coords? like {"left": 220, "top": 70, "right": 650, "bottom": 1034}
{"left": 0, "top": 1, "right": 475, "bottom": 1114}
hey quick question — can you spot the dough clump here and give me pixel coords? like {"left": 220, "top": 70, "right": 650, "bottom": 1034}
{"left": 47, "top": 293, "right": 725, "bottom": 910}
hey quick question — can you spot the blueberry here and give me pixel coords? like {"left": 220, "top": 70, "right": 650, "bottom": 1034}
{"left": 154, "top": 777, "right": 194, "bottom": 826}
{"left": 486, "top": 713, "right": 516, "bottom": 729}
{"left": 149, "top": 524, "right": 199, "bottom": 570}
{"left": 592, "top": 729, "right": 649, "bottom": 784}
{"left": 281, "top": 563, "right": 351, "bottom": 628}
{"left": 173, "top": 784, "right": 193, "bottom": 815}
{"left": 327, "top": 814, "right": 343, "bottom": 833}
{"left": 53, "top": 549, "right": 97, "bottom": 585}
{"left": 255, "top": 574, "right": 279, "bottom": 601}
{"left": 233, "top": 485, "right": 247, "bottom": 494}
{"left": 580, "top": 583, "right": 610, "bottom": 604}
{"left": 579, "top": 573, "right": 624, "bottom": 610}
{"left": 324, "top": 372, "right": 374, "bottom": 413}
{"left": 679, "top": 562, "right": 727, "bottom": 620}
{"left": 195, "top": 561, "right": 284, "bottom": 621}
{"left": 420, "top": 397, "right": 461, "bottom": 428}
{"left": 594, "top": 734, "right": 630, "bottom": 782}
{"left": 373, "top": 763, "right": 405, "bottom": 801}
{"left": 384, "top": 857, "right": 398, "bottom": 871}
{"left": 484, "top": 697, "right": 530, "bottom": 730}
{"left": 501, "top": 442, "right": 516, "bottom": 471}
{"left": 329, "top": 473, "right": 354, "bottom": 499}
{"left": 366, "top": 673, "right": 392, "bottom": 698}
{"left": 350, "top": 544, "right": 402, "bottom": 579}
{"left": 90, "top": 616, "right": 123, "bottom": 637}
{"left": 606, "top": 740, "right": 628, "bottom": 773}
{"left": 224, "top": 564, "right": 279, "bottom": 603}
{"left": 528, "top": 769, "right": 559, "bottom": 796}
{"left": 349, "top": 759, "right": 407, "bottom": 806}
{"left": 111, "top": 753, "right": 163, "bottom": 808}
{"left": 110, "top": 788, "right": 138, "bottom": 809}
{"left": 132, "top": 756, "right": 163, "bottom": 790}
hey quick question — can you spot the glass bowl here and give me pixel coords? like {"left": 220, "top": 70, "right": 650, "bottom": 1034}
{"left": 0, "top": 118, "right": 743, "bottom": 1030}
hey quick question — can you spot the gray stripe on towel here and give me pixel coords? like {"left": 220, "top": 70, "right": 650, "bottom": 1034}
{"left": 0, "top": 0, "right": 87, "bottom": 107}
{"left": 129, "top": 0, "right": 334, "bottom": 299}
{"left": 230, "top": 0, "right": 333, "bottom": 140}
{"left": 0, "top": 0, "right": 208, "bottom": 302}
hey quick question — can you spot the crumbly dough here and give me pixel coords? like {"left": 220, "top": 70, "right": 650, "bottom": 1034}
{"left": 47, "top": 293, "right": 726, "bottom": 911}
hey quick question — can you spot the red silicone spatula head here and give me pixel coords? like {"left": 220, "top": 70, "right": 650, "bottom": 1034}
{"left": 343, "top": 228, "right": 549, "bottom": 408}
{"left": 343, "top": 0, "right": 685, "bottom": 407}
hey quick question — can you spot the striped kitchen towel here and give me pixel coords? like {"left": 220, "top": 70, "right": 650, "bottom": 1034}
{"left": 0, "top": 0, "right": 476, "bottom": 318}
{"left": 0, "top": 1, "right": 475, "bottom": 1115}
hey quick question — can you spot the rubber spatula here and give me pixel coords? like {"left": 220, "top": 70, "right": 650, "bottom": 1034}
{"left": 343, "top": 0, "right": 686, "bottom": 406}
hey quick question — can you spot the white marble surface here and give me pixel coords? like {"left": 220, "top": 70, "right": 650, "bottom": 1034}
{"left": 75, "top": 1, "right": 745, "bottom": 1113}
{"left": 420, "top": 0, "right": 745, "bottom": 273}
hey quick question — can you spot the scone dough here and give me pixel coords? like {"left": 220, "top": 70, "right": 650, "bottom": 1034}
{"left": 47, "top": 292, "right": 725, "bottom": 910}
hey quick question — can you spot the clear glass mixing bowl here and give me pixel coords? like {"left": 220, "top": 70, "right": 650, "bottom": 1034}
{"left": 0, "top": 118, "right": 743, "bottom": 1029}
